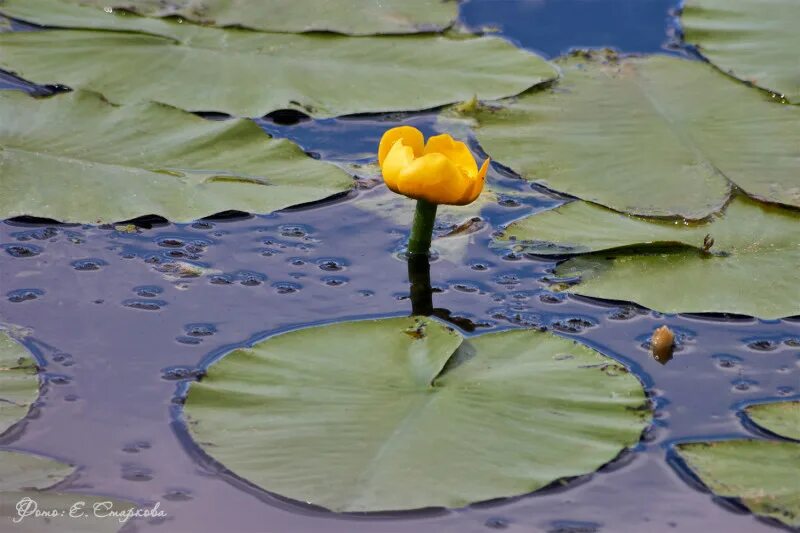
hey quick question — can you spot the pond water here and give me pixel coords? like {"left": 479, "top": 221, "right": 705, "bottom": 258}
{"left": 1, "top": 1, "right": 798, "bottom": 532}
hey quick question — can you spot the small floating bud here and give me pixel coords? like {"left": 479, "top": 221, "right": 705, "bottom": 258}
{"left": 651, "top": 325, "right": 675, "bottom": 365}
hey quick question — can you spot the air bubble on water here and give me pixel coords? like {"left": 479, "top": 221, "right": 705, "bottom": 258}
{"left": 184, "top": 323, "right": 216, "bottom": 337}
{"left": 273, "top": 282, "right": 301, "bottom": 294}
{"left": 7, "top": 288, "right": 44, "bottom": 303}
{"left": 2, "top": 244, "right": 42, "bottom": 258}
{"left": 746, "top": 340, "right": 778, "bottom": 352}
{"left": 72, "top": 258, "right": 108, "bottom": 271}
{"left": 134, "top": 285, "right": 163, "bottom": 298}
{"left": 123, "top": 299, "right": 167, "bottom": 311}
{"left": 316, "top": 258, "right": 347, "bottom": 272}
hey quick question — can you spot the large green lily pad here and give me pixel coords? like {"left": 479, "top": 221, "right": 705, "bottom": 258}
{"left": 0, "top": 450, "right": 137, "bottom": 532}
{"left": 677, "top": 402, "right": 800, "bottom": 529}
{"left": 682, "top": 0, "right": 800, "bottom": 104}
{"left": 58, "top": 0, "right": 458, "bottom": 35}
{"left": 498, "top": 196, "right": 800, "bottom": 319}
{"left": 0, "top": 0, "right": 557, "bottom": 118}
{"left": 0, "top": 90, "right": 353, "bottom": 223}
{"left": 185, "top": 316, "right": 648, "bottom": 512}
{"left": 468, "top": 53, "right": 800, "bottom": 218}
{"left": 745, "top": 401, "right": 800, "bottom": 441}
{"left": 0, "top": 331, "right": 38, "bottom": 435}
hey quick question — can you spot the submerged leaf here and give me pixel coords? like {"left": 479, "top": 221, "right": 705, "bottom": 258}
{"left": 0, "top": 90, "right": 353, "bottom": 223}
{"left": 0, "top": 331, "right": 38, "bottom": 435}
{"left": 682, "top": 0, "right": 800, "bottom": 103}
{"left": 677, "top": 440, "right": 800, "bottom": 528}
{"left": 470, "top": 53, "right": 800, "bottom": 218}
{"left": 58, "top": 0, "right": 458, "bottom": 35}
{"left": 185, "top": 316, "right": 648, "bottom": 512}
{"left": 0, "top": 0, "right": 557, "bottom": 118}
{"left": 498, "top": 196, "right": 800, "bottom": 319}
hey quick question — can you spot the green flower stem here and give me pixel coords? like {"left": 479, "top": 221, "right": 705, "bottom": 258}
{"left": 408, "top": 199, "right": 438, "bottom": 256}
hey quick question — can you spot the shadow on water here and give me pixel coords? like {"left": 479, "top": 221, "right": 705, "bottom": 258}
{"left": 1, "top": 1, "right": 798, "bottom": 532}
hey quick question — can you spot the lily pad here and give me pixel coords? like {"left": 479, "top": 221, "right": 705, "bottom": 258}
{"left": 58, "top": 0, "right": 458, "bottom": 35}
{"left": 468, "top": 53, "right": 800, "bottom": 218}
{"left": 0, "top": 450, "right": 137, "bottom": 532}
{"left": 676, "top": 440, "right": 800, "bottom": 528}
{"left": 0, "top": 0, "right": 558, "bottom": 118}
{"left": 745, "top": 401, "right": 800, "bottom": 441}
{"left": 682, "top": 0, "right": 800, "bottom": 104}
{"left": 0, "top": 331, "right": 38, "bottom": 435}
{"left": 498, "top": 196, "right": 800, "bottom": 320}
{"left": 185, "top": 316, "right": 648, "bottom": 512}
{"left": 0, "top": 89, "right": 353, "bottom": 223}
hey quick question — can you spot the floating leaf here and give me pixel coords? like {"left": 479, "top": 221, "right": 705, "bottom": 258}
{"left": 0, "top": 331, "right": 37, "bottom": 435}
{"left": 0, "top": 90, "right": 353, "bottom": 223}
{"left": 0, "top": 450, "right": 137, "bottom": 532}
{"left": 498, "top": 196, "right": 800, "bottom": 319}
{"left": 0, "top": 0, "right": 557, "bottom": 118}
{"left": 57, "top": 0, "right": 458, "bottom": 35}
{"left": 745, "top": 401, "right": 800, "bottom": 441}
{"left": 677, "top": 440, "right": 800, "bottom": 528}
{"left": 469, "top": 53, "right": 800, "bottom": 218}
{"left": 185, "top": 316, "right": 648, "bottom": 512}
{"left": 682, "top": 0, "right": 800, "bottom": 104}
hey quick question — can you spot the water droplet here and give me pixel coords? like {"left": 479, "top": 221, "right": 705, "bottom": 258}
{"left": 732, "top": 378, "right": 758, "bottom": 392}
{"left": 160, "top": 366, "right": 203, "bottom": 381}
{"left": 712, "top": 354, "right": 742, "bottom": 369}
{"left": 747, "top": 340, "right": 778, "bottom": 352}
{"left": 539, "top": 293, "right": 565, "bottom": 304}
{"left": 163, "top": 489, "right": 193, "bottom": 502}
{"left": 273, "top": 282, "right": 301, "bottom": 294}
{"left": 72, "top": 258, "right": 107, "bottom": 271}
{"left": 133, "top": 286, "right": 162, "bottom": 298}
{"left": 551, "top": 317, "right": 596, "bottom": 333}
{"left": 316, "top": 258, "right": 346, "bottom": 272}
{"left": 184, "top": 323, "right": 216, "bottom": 337}
{"left": 121, "top": 465, "right": 153, "bottom": 482}
{"left": 453, "top": 283, "right": 479, "bottom": 293}
{"left": 157, "top": 238, "right": 184, "bottom": 248}
{"left": 279, "top": 224, "right": 312, "bottom": 238}
{"left": 7, "top": 288, "right": 44, "bottom": 303}
{"left": 123, "top": 299, "right": 167, "bottom": 311}
{"left": 2, "top": 244, "right": 41, "bottom": 258}
{"left": 484, "top": 516, "right": 510, "bottom": 529}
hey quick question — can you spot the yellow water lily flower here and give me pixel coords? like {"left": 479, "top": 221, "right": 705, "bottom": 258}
{"left": 378, "top": 126, "right": 489, "bottom": 206}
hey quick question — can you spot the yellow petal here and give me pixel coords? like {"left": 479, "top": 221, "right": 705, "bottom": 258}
{"left": 396, "top": 152, "right": 469, "bottom": 205}
{"left": 453, "top": 158, "right": 490, "bottom": 205}
{"left": 423, "top": 133, "right": 478, "bottom": 178}
{"left": 378, "top": 126, "right": 424, "bottom": 167}
{"left": 382, "top": 139, "right": 416, "bottom": 193}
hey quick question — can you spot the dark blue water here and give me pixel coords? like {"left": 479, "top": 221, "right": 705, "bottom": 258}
{"left": 1, "top": 2, "right": 798, "bottom": 532}
{"left": 460, "top": 0, "right": 682, "bottom": 58}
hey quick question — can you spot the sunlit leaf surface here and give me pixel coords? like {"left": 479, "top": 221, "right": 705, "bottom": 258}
{"left": 682, "top": 0, "right": 800, "bottom": 103}
{"left": 0, "top": 0, "right": 557, "bottom": 118}
{"left": 0, "top": 90, "right": 353, "bottom": 223}
{"left": 185, "top": 316, "right": 648, "bottom": 512}
{"left": 497, "top": 196, "right": 800, "bottom": 319}
{"left": 469, "top": 53, "right": 799, "bottom": 218}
